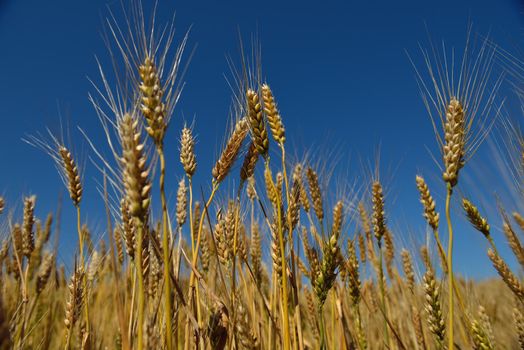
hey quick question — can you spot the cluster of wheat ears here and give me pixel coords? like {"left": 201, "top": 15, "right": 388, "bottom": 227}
{"left": 0, "top": 4, "right": 523, "bottom": 350}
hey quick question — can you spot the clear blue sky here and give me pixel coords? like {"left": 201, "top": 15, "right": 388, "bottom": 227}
{"left": 0, "top": 0, "right": 522, "bottom": 278}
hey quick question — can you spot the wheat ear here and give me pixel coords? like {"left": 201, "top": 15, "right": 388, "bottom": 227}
{"left": 487, "top": 249, "right": 524, "bottom": 301}
{"left": 212, "top": 118, "right": 249, "bottom": 183}
{"left": 247, "top": 89, "right": 269, "bottom": 157}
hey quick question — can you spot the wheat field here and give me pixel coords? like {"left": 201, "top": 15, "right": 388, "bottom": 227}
{"left": 0, "top": 2, "right": 523, "bottom": 350}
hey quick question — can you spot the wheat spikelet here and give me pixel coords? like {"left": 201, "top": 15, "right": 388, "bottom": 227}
{"left": 58, "top": 146, "right": 83, "bottom": 207}
{"left": 235, "top": 302, "right": 259, "bottom": 349}
{"left": 145, "top": 315, "right": 161, "bottom": 349}
{"left": 100, "top": 239, "right": 107, "bottom": 260}
{"left": 287, "top": 167, "right": 302, "bottom": 232}
{"left": 305, "top": 289, "right": 319, "bottom": 341}
{"left": 502, "top": 220, "right": 524, "bottom": 268}
{"left": 0, "top": 197, "right": 4, "bottom": 215}
{"left": 264, "top": 166, "right": 279, "bottom": 205}
{"left": 0, "top": 297, "right": 11, "bottom": 349}
{"left": 297, "top": 257, "right": 309, "bottom": 277}
{"left": 236, "top": 228, "right": 250, "bottom": 262}
{"left": 119, "top": 113, "right": 151, "bottom": 220}
{"left": 514, "top": 307, "right": 524, "bottom": 349}
{"left": 175, "top": 178, "right": 187, "bottom": 228}
{"left": 200, "top": 227, "right": 211, "bottom": 273}
{"left": 207, "top": 302, "right": 229, "bottom": 350}
{"left": 314, "top": 201, "right": 343, "bottom": 306}
{"left": 261, "top": 84, "right": 285, "bottom": 144}
{"left": 347, "top": 240, "right": 361, "bottom": 306}
{"left": 331, "top": 200, "right": 344, "bottom": 238}
{"left": 179, "top": 126, "right": 197, "bottom": 177}
{"left": 412, "top": 307, "right": 426, "bottom": 350}
{"left": 423, "top": 268, "right": 445, "bottom": 346}
{"left": 87, "top": 251, "right": 101, "bottom": 283}
{"left": 114, "top": 227, "right": 124, "bottom": 265}
{"left": 270, "top": 222, "right": 283, "bottom": 284}
{"left": 513, "top": 212, "right": 524, "bottom": 233}
{"left": 214, "top": 214, "right": 226, "bottom": 264}
{"left": 247, "top": 89, "right": 269, "bottom": 157}
{"left": 358, "top": 203, "right": 376, "bottom": 263}
{"left": 212, "top": 118, "right": 249, "bottom": 182}
{"left": 147, "top": 254, "right": 160, "bottom": 299}
{"left": 240, "top": 142, "right": 259, "bottom": 184}
{"left": 36, "top": 253, "right": 54, "bottom": 294}
{"left": 306, "top": 167, "right": 323, "bottom": 222}
{"left": 478, "top": 306, "right": 495, "bottom": 348}
{"left": 357, "top": 233, "right": 367, "bottom": 264}
{"left": 141, "top": 226, "right": 151, "bottom": 279}
{"left": 358, "top": 203, "right": 372, "bottom": 241}
{"left": 215, "top": 212, "right": 232, "bottom": 266}
{"left": 0, "top": 240, "right": 8, "bottom": 265}
{"left": 401, "top": 249, "right": 415, "bottom": 294}
{"left": 12, "top": 224, "right": 23, "bottom": 263}
{"left": 120, "top": 199, "right": 135, "bottom": 259}
{"left": 384, "top": 228, "right": 395, "bottom": 277}
{"left": 138, "top": 57, "right": 167, "bottom": 145}
{"left": 22, "top": 195, "right": 36, "bottom": 258}
{"left": 192, "top": 200, "right": 201, "bottom": 237}
{"left": 298, "top": 188, "right": 310, "bottom": 215}
{"left": 471, "top": 319, "right": 494, "bottom": 350}
{"left": 250, "top": 223, "right": 262, "bottom": 285}
{"left": 303, "top": 230, "right": 320, "bottom": 286}
{"left": 442, "top": 98, "right": 465, "bottom": 187}
{"left": 36, "top": 214, "right": 53, "bottom": 249}
{"left": 371, "top": 181, "right": 386, "bottom": 244}
{"left": 487, "top": 249, "right": 524, "bottom": 300}
{"left": 416, "top": 175, "right": 439, "bottom": 230}
{"left": 246, "top": 176, "right": 256, "bottom": 200}
{"left": 420, "top": 245, "right": 433, "bottom": 273}
{"left": 462, "top": 199, "right": 490, "bottom": 237}
{"left": 64, "top": 266, "right": 85, "bottom": 331}
{"left": 224, "top": 202, "right": 237, "bottom": 260}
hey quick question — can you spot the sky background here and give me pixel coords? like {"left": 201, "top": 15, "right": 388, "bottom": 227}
{"left": 0, "top": 0, "right": 523, "bottom": 278}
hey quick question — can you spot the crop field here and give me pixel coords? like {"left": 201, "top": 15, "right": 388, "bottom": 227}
{"left": 0, "top": 1, "right": 523, "bottom": 349}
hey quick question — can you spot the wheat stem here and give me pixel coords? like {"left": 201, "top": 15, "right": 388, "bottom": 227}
{"left": 76, "top": 206, "right": 90, "bottom": 340}
{"left": 445, "top": 184, "right": 454, "bottom": 350}
{"left": 265, "top": 160, "right": 291, "bottom": 350}
{"left": 378, "top": 245, "right": 391, "bottom": 348}
{"left": 280, "top": 143, "right": 304, "bottom": 350}
{"left": 158, "top": 149, "right": 173, "bottom": 350}
{"left": 135, "top": 218, "right": 145, "bottom": 350}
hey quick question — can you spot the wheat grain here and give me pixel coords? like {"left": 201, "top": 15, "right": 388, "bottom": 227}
{"left": 423, "top": 268, "right": 446, "bottom": 346}
{"left": 416, "top": 175, "right": 439, "bottom": 230}
{"left": 487, "top": 249, "right": 524, "bottom": 301}
{"left": 59, "top": 147, "right": 83, "bottom": 207}
{"left": 462, "top": 198, "right": 490, "bottom": 237}
{"left": 180, "top": 126, "right": 197, "bottom": 177}
{"left": 261, "top": 84, "right": 285, "bottom": 144}
{"left": 212, "top": 118, "right": 249, "bottom": 182}
{"left": 247, "top": 89, "right": 269, "bottom": 157}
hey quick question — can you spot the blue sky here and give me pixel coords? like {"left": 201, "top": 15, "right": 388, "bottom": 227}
{"left": 0, "top": 0, "right": 522, "bottom": 278}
